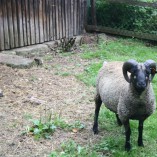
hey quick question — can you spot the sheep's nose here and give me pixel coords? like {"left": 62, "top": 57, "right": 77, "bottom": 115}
{"left": 137, "top": 82, "right": 146, "bottom": 88}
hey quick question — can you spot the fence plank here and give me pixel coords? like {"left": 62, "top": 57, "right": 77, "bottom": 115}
{"left": 21, "top": 0, "right": 27, "bottom": 46}
{"left": 86, "top": 25, "right": 157, "bottom": 41}
{"left": 80, "top": 0, "right": 85, "bottom": 34}
{"left": 71, "top": 0, "right": 74, "bottom": 36}
{"left": 42, "top": 0, "right": 46, "bottom": 41}
{"left": 29, "top": 0, "right": 35, "bottom": 44}
{"left": 77, "top": 0, "right": 80, "bottom": 35}
{"left": 61, "top": 0, "right": 65, "bottom": 38}
{"left": 25, "top": 0, "right": 31, "bottom": 45}
{"left": 17, "top": 0, "right": 24, "bottom": 47}
{"left": 7, "top": 0, "right": 14, "bottom": 48}
{"left": 34, "top": 0, "right": 40, "bottom": 43}
{"left": 59, "top": 0, "right": 62, "bottom": 39}
{"left": 12, "top": 0, "right": 19, "bottom": 47}
{"left": 49, "top": 0, "right": 53, "bottom": 40}
{"left": 52, "top": 0, "right": 56, "bottom": 40}
{"left": 68, "top": 0, "right": 72, "bottom": 37}
{"left": 46, "top": 0, "right": 50, "bottom": 41}
{"left": 55, "top": 0, "right": 60, "bottom": 39}
{"left": 3, "top": 0, "right": 10, "bottom": 49}
{"left": 0, "top": 0, "right": 4, "bottom": 50}
{"left": 39, "top": 0, "right": 44, "bottom": 43}
{"left": 74, "top": 0, "right": 77, "bottom": 35}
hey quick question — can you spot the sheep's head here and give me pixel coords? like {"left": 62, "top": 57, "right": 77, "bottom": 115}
{"left": 123, "top": 59, "right": 156, "bottom": 93}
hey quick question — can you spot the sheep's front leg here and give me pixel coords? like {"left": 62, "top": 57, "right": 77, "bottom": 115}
{"left": 138, "top": 120, "right": 144, "bottom": 147}
{"left": 116, "top": 113, "right": 122, "bottom": 126}
{"left": 93, "top": 94, "right": 102, "bottom": 134}
{"left": 124, "top": 120, "right": 131, "bottom": 151}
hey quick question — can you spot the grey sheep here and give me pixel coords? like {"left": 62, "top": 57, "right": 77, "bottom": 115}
{"left": 93, "top": 59, "right": 156, "bottom": 151}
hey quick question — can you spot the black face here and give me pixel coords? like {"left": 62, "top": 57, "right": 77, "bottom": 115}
{"left": 130, "top": 64, "right": 151, "bottom": 93}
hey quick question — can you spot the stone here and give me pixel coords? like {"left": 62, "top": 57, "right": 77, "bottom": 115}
{"left": 0, "top": 53, "right": 35, "bottom": 69}
{"left": 13, "top": 44, "right": 50, "bottom": 57}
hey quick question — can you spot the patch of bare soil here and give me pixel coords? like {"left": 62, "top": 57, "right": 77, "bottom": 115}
{"left": 0, "top": 47, "right": 104, "bottom": 157}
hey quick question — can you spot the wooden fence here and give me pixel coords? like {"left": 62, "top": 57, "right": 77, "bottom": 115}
{"left": 87, "top": 0, "right": 157, "bottom": 41}
{"left": 0, "top": 0, "right": 87, "bottom": 51}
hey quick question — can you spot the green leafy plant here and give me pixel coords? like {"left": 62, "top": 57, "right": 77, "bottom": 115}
{"left": 24, "top": 113, "right": 56, "bottom": 140}
{"left": 49, "top": 140, "right": 97, "bottom": 157}
{"left": 23, "top": 112, "right": 85, "bottom": 140}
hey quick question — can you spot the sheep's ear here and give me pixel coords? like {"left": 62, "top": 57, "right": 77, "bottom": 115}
{"left": 123, "top": 59, "right": 138, "bottom": 83}
{"left": 144, "top": 60, "right": 157, "bottom": 81}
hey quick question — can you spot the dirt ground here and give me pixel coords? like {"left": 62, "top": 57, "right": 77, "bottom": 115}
{"left": 0, "top": 37, "right": 105, "bottom": 157}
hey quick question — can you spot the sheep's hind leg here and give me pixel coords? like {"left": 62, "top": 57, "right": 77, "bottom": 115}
{"left": 116, "top": 113, "right": 122, "bottom": 126}
{"left": 138, "top": 120, "right": 144, "bottom": 147}
{"left": 124, "top": 120, "right": 131, "bottom": 151}
{"left": 93, "top": 94, "right": 102, "bottom": 134}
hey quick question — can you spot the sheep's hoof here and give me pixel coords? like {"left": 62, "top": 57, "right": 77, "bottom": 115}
{"left": 117, "top": 121, "right": 122, "bottom": 126}
{"left": 93, "top": 125, "right": 99, "bottom": 134}
{"left": 138, "top": 142, "right": 144, "bottom": 147}
{"left": 125, "top": 142, "right": 131, "bottom": 152}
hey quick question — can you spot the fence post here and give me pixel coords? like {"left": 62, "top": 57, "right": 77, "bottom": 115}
{"left": 90, "top": 0, "right": 97, "bottom": 26}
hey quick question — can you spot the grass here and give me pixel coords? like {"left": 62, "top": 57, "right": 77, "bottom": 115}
{"left": 78, "top": 38, "right": 157, "bottom": 86}
{"left": 66, "top": 37, "right": 157, "bottom": 157}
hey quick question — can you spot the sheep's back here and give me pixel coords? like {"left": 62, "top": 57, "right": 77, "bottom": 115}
{"left": 97, "top": 62, "right": 128, "bottom": 113}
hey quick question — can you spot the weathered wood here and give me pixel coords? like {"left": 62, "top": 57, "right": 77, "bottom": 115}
{"left": 25, "top": 0, "right": 31, "bottom": 45}
{"left": 29, "top": 0, "right": 35, "bottom": 44}
{"left": 21, "top": 0, "right": 27, "bottom": 46}
{"left": 55, "top": 0, "right": 59, "bottom": 39}
{"left": 83, "top": 0, "right": 87, "bottom": 33}
{"left": 58, "top": 0, "right": 62, "bottom": 39}
{"left": 73, "top": 0, "right": 77, "bottom": 36}
{"left": 0, "top": 0, "right": 4, "bottom": 50}
{"left": 46, "top": 0, "right": 50, "bottom": 41}
{"left": 34, "top": 0, "right": 40, "bottom": 43}
{"left": 86, "top": 25, "right": 157, "bottom": 41}
{"left": 42, "top": 0, "right": 46, "bottom": 41}
{"left": 70, "top": 0, "right": 74, "bottom": 36}
{"left": 0, "top": 0, "right": 86, "bottom": 51}
{"left": 17, "top": 0, "right": 24, "bottom": 47}
{"left": 61, "top": 0, "right": 66, "bottom": 38}
{"left": 52, "top": 0, "right": 56, "bottom": 40}
{"left": 49, "top": 0, "right": 53, "bottom": 40}
{"left": 80, "top": 0, "right": 84, "bottom": 33}
{"left": 39, "top": 0, "right": 44, "bottom": 43}
{"left": 3, "top": 0, "right": 10, "bottom": 49}
{"left": 77, "top": 0, "right": 80, "bottom": 35}
{"left": 7, "top": 0, "right": 14, "bottom": 48}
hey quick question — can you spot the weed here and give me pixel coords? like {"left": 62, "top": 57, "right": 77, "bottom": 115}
{"left": 49, "top": 140, "right": 97, "bottom": 157}
{"left": 23, "top": 113, "right": 85, "bottom": 140}
{"left": 23, "top": 113, "right": 56, "bottom": 140}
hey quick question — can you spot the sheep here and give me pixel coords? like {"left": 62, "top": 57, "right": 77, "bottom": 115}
{"left": 93, "top": 59, "right": 156, "bottom": 151}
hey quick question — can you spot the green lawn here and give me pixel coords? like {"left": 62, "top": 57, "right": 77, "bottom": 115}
{"left": 50, "top": 37, "right": 157, "bottom": 157}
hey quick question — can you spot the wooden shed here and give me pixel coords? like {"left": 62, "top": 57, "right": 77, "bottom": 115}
{"left": 0, "top": 0, "right": 87, "bottom": 51}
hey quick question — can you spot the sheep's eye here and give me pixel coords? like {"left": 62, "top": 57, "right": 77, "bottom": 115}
{"left": 134, "top": 76, "right": 136, "bottom": 79}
